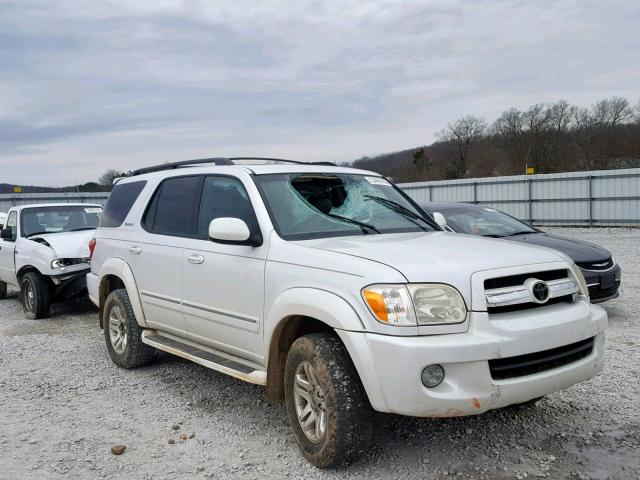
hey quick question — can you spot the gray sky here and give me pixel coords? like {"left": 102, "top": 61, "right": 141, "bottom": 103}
{"left": 1, "top": 0, "right": 639, "bottom": 186}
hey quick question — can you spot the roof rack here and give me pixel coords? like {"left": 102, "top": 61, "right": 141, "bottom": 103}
{"left": 128, "top": 157, "right": 336, "bottom": 177}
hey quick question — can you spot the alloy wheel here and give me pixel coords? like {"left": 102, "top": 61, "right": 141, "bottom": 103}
{"left": 293, "top": 361, "right": 327, "bottom": 443}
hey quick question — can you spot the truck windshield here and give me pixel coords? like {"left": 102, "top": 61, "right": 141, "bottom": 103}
{"left": 21, "top": 206, "right": 103, "bottom": 238}
{"left": 254, "top": 173, "right": 436, "bottom": 240}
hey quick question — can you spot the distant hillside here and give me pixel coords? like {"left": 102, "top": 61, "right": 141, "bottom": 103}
{"left": 0, "top": 182, "right": 111, "bottom": 194}
{"left": 353, "top": 96, "right": 640, "bottom": 182}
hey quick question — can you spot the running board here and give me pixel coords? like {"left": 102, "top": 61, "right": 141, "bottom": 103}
{"left": 141, "top": 331, "right": 267, "bottom": 385}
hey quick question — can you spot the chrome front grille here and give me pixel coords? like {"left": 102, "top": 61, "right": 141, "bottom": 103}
{"left": 484, "top": 269, "right": 579, "bottom": 313}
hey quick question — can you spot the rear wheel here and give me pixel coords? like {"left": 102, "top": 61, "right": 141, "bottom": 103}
{"left": 284, "top": 333, "right": 373, "bottom": 468}
{"left": 21, "top": 272, "right": 51, "bottom": 319}
{"left": 103, "top": 289, "right": 155, "bottom": 368}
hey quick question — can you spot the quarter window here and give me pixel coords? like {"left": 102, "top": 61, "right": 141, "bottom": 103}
{"left": 101, "top": 181, "right": 147, "bottom": 228}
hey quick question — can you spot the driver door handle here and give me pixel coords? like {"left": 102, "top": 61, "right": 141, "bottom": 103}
{"left": 129, "top": 246, "right": 142, "bottom": 255}
{"left": 187, "top": 254, "right": 205, "bottom": 265}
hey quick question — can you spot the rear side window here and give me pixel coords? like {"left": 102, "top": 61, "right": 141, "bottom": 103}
{"left": 143, "top": 176, "right": 202, "bottom": 236}
{"left": 100, "top": 181, "right": 147, "bottom": 228}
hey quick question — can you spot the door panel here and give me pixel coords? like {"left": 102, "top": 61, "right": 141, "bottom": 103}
{"left": 182, "top": 242, "right": 266, "bottom": 363}
{"left": 127, "top": 235, "right": 188, "bottom": 337}
{"left": 181, "top": 175, "right": 267, "bottom": 364}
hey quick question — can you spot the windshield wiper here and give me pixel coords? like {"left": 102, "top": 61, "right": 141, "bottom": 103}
{"left": 68, "top": 227, "right": 97, "bottom": 232}
{"left": 482, "top": 231, "right": 534, "bottom": 238}
{"left": 363, "top": 195, "right": 432, "bottom": 231}
{"left": 26, "top": 231, "right": 48, "bottom": 238}
{"left": 325, "top": 213, "right": 380, "bottom": 234}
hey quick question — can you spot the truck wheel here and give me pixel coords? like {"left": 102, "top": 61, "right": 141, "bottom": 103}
{"left": 21, "top": 272, "right": 51, "bottom": 319}
{"left": 0, "top": 281, "right": 7, "bottom": 299}
{"left": 103, "top": 289, "right": 155, "bottom": 368}
{"left": 284, "top": 333, "right": 373, "bottom": 468}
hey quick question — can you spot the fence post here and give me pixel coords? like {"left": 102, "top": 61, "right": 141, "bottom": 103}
{"left": 588, "top": 175, "right": 593, "bottom": 227}
{"left": 472, "top": 182, "right": 477, "bottom": 204}
{"left": 428, "top": 185, "right": 432, "bottom": 202}
{"left": 527, "top": 178, "right": 533, "bottom": 223}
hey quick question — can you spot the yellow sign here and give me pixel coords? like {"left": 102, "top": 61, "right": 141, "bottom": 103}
{"left": 526, "top": 167, "right": 535, "bottom": 175}
{"left": 13, "top": 186, "right": 22, "bottom": 193}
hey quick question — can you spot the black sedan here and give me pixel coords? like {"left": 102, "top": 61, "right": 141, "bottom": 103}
{"left": 420, "top": 202, "right": 621, "bottom": 303}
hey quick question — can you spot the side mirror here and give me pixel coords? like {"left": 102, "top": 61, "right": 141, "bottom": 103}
{"left": 432, "top": 212, "right": 449, "bottom": 231}
{"left": 208, "top": 218, "right": 262, "bottom": 246}
{"left": 1, "top": 228, "right": 14, "bottom": 241}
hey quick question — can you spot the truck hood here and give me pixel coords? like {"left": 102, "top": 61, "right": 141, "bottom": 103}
{"left": 300, "top": 231, "right": 567, "bottom": 282}
{"left": 29, "top": 230, "right": 95, "bottom": 258}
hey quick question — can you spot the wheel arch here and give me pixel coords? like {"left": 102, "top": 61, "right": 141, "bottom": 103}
{"left": 264, "top": 288, "right": 366, "bottom": 401}
{"left": 97, "top": 258, "right": 147, "bottom": 328}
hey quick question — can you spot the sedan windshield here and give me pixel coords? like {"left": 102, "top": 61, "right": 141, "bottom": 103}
{"left": 21, "top": 206, "right": 103, "bottom": 237}
{"left": 434, "top": 206, "right": 536, "bottom": 237}
{"left": 254, "top": 173, "right": 436, "bottom": 240}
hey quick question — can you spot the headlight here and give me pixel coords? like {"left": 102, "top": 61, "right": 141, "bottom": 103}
{"left": 362, "top": 283, "right": 467, "bottom": 326}
{"left": 51, "top": 258, "right": 87, "bottom": 269}
{"left": 569, "top": 262, "right": 589, "bottom": 296}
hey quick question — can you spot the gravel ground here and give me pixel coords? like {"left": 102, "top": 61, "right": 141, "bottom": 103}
{"left": 1, "top": 227, "right": 638, "bottom": 480}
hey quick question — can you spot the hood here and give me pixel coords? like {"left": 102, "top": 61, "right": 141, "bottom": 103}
{"left": 299, "top": 231, "right": 567, "bottom": 282}
{"left": 29, "top": 230, "right": 95, "bottom": 258}
{"left": 502, "top": 232, "right": 611, "bottom": 263}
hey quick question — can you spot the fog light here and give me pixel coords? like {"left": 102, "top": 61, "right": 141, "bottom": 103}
{"left": 421, "top": 364, "right": 445, "bottom": 388}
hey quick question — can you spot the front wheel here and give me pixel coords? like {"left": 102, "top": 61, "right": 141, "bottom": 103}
{"left": 284, "top": 333, "right": 373, "bottom": 468}
{"left": 103, "top": 289, "right": 155, "bottom": 368}
{"left": 0, "top": 281, "right": 7, "bottom": 300}
{"left": 21, "top": 272, "right": 51, "bottom": 319}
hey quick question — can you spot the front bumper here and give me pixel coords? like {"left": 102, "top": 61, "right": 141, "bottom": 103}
{"left": 337, "top": 301, "right": 607, "bottom": 417}
{"left": 582, "top": 264, "right": 621, "bottom": 303}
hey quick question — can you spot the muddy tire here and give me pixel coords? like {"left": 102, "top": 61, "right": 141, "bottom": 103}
{"left": 284, "top": 333, "right": 373, "bottom": 468}
{"left": 0, "top": 281, "right": 7, "bottom": 300}
{"left": 21, "top": 272, "right": 51, "bottom": 319}
{"left": 103, "top": 289, "right": 154, "bottom": 368}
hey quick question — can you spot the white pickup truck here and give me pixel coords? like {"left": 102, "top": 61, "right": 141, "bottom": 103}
{"left": 0, "top": 203, "right": 103, "bottom": 318}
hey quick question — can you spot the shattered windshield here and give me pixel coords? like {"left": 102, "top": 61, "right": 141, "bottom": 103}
{"left": 254, "top": 173, "right": 436, "bottom": 240}
{"left": 21, "top": 206, "right": 103, "bottom": 237}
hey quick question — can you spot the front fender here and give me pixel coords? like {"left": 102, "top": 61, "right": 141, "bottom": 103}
{"left": 265, "top": 287, "right": 365, "bottom": 339}
{"left": 98, "top": 258, "right": 147, "bottom": 328}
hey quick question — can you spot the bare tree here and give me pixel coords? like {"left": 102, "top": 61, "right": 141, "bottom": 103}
{"left": 437, "top": 115, "right": 487, "bottom": 178}
{"left": 98, "top": 169, "right": 123, "bottom": 187}
{"left": 592, "top": 97, "right": 634, "bottom": 127}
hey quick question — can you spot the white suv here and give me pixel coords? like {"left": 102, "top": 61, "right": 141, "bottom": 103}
{"left": 88, "top": 158, "right": 607, "bottom": 467}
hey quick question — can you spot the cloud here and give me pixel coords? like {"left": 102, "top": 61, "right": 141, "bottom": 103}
{"left": 0, "top": 0, "right": 638, "bottom": 185}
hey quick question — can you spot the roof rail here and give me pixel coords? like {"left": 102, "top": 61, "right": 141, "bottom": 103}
{"left": 229, "top": 157, "right": 336, "bottom": 167}
{"left": 127, "top": 157, "right": 336, "bottom": 176}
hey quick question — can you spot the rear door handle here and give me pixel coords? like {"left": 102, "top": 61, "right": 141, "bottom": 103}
{"left": 129, "top": 246, "right": 142, "bottom": 255}
{"left": 187, "top": 254, "right": 205, "bottom": 265}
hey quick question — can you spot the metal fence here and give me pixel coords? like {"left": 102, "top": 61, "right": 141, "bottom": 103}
{"left": 0, "top": 192, "right": 110, "bottom": 213}
{"left": 398, "top": 168, "right": 640, "bottom": 226}
{"left": 3, "top": 168, "right": 640, "bottom": 226}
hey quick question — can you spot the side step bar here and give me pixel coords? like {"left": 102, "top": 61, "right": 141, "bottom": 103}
{"left": 141, "top": 331, "right": 267, "bottom": 385}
